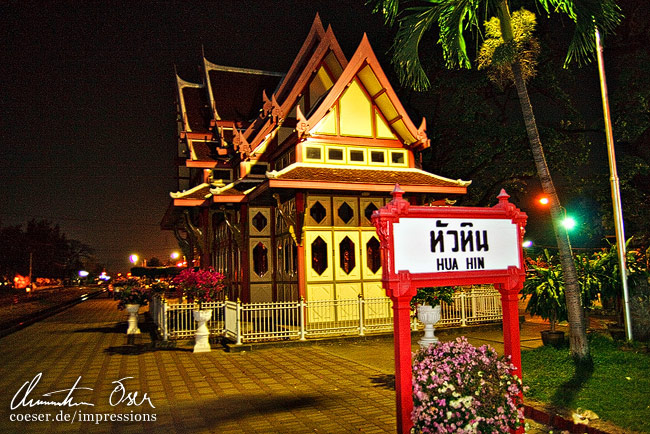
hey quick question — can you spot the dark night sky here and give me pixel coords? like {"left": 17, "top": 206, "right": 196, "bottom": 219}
{"left": 0, "top": 1, "right": 390, "bottom": 273}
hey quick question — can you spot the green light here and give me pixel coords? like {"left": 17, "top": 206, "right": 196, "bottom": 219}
{"left": 562, "top": 217, "right": 576, "bottom": 230}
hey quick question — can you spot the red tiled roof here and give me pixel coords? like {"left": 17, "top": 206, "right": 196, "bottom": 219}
{"left": 174, "top": 184, "right": 212, "bottom": 200}
{"left": 171, "top": 182, "right": 250, "bottom": 207}
{"left": 208, "top": 69, "right": 283, "bottom": 122}
{"left": 182, "top": 86, "right": 211, "bottom": 133}
{"left": 269, "top": 166, "right": 467, "bottom": 188}
{"left": 191, "top": 140, "right": 214, "bottom": 160}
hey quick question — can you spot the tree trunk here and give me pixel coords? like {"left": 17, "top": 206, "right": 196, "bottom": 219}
{"left": 550, "top": 308, "right": 556, "bottom": 333}
{"left": 497, "top": 0, "right": 590, "bottom": 361}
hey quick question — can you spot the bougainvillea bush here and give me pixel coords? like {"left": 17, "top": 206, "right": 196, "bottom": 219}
{"left": 412, "top": 337, "right": 524, "bottom": 433}
{"left": 172, "top": 268, "right": 225, "bottom": 308}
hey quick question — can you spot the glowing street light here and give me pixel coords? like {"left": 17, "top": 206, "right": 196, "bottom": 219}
{"left": 561, "top": 217, "right": 576, "bottom": 230}
{"left": 522, "top": 240, "right": 533, "bottom": 248}
{"left": 170, "top": 251, "right": 180, "bottom": 260}
{"left": 129, "top": 254, "right": 139, "bottom": 265}
{"left": 536, "top": 195, "right": 577, "bottom": 232}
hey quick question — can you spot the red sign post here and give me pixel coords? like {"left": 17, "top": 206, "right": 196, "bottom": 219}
{"left": 372, "top": 185, "right": 527, "bottom": 434}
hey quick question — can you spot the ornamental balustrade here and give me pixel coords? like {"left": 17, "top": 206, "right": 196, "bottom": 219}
{"left": 148, "top": 286, "right": 502, "bottom": 344}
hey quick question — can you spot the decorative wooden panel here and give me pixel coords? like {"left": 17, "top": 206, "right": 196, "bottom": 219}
{"left": 249, "top": 207, "right": 271, "bottom": 236}
{"left": 333, "top": 197, "right": 358, "bottom": 227}
{"left": 360, "top": 198, "right": 384, "bottom": 226}
{"left": 305, "top": 196, "right": 331, "bottom": 226}
{"left": 306, "top": 284, "right": 334, "bottom": 322}
{"left": 250, "top": 283, "right": 272, "bottom": 303}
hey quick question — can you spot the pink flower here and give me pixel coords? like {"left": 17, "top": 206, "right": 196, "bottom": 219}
{"left": 172, "top": 268, "right": 226, "bottom": 307}
{"left": 411, "top": 337, "right": 524, "bottom": 432}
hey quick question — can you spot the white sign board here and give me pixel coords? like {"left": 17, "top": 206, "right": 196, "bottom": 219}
{"left": 393, "top": 218, "right": 520, "bottom": 274}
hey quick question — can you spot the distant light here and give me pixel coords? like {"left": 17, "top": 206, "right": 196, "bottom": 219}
{"left": 129, "top": 254, "right": 139, "bottom": 264}
{"left": 562, "top": 217, "right": 576, "bottom": 230}
{"left": 78, "top": 270, "right": 89, "bottom": 277}
{"left": 522, "top": 240, "right": 533, "bottom": 248}
{"left": 170, "top": 252, "right": 180, "bottom": 260}
{"left": 538, "top": 196, "right": 550, "bottom": 206}
{"left": 14, "top": 274, "right": 29, "bottom": 289}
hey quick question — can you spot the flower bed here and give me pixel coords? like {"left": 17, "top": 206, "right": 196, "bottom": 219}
{"left": 412, "top": 337, "right": 524, "bottom": 433}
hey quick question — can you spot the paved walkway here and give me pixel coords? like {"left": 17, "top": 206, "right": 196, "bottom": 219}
{"left": 0, "top": 297, "right": 559, "bottom": 433}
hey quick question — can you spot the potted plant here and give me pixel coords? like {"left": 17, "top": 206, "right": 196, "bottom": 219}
{"left": 172, "top": 268, "right": 225, "bottom": 353}
{"left": 592, "top": 239, "right": 645, "bottom": 340}
{"left": 411, "top": 286, "right": 455, "bottom": 348}
{"left": 521, "top": 250, "right": 567, "bottom": 346}
{"left": 115, "top": 279, "right": 151, "bottom": 335}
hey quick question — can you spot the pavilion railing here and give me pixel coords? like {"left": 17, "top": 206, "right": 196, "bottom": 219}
{"left": 148, "top": 285, "right": 502, "bottom": 344}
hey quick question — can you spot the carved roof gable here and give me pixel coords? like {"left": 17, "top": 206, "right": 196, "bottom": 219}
{"left": 303, "top": 34, "right": 430, "bottom": 151}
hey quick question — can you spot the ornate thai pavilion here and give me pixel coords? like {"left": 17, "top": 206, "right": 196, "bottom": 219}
{"left": 162, "top": 15, "right": 470, "bottom": 303}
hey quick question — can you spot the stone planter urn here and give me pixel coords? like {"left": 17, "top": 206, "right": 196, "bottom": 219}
{"left": 125, "top": 304, "right": 141, "bottom": 335}
{"left": 417, "top": 304, "right": 442, "bottom": 349}
{"left": 193, "top": 309, "right": 213, "bottom": 353}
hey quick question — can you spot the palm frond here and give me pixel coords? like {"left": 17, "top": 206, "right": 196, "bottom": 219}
{"left": 437, "top": 0, "right": 483, "bottom": 69}
{"left": 392, "top": 6, "right": 441, "bottom": 90}
{"left": 366, "top": 0, "right": 401, "bottom": 26}
{"left": 544, "top": 0, "right": 622, "bottom": 67}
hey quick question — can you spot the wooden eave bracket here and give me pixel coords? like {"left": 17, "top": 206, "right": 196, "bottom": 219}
{"left": 181, "top": 210, "right": 206, "bottom": 254}
{"left": 412, "top": 117, "right": 431, "bottom": 151}
{"left": 262, "top": 91, "right": 284, "bottom": 124}
{"left": 262, "top": 90, "right": 272, "bottom": 118}
{"left": 273, "top": 193, "right": 301, "bottom": 246}
{"left": 173, "top": 224, "right": 193, "bottom": 261}
{"left": 217, "top": 206, "right": 243, "bottom": 248}
{"left": 233, "top": 128, "right": 252, "bottom": 160}
{"left": 295, "top": 106, "right": 310, "bottom": 140}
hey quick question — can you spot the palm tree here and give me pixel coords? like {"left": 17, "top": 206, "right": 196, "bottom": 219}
{"left": 369, "top": 0, "right": 622, "bottom": 361}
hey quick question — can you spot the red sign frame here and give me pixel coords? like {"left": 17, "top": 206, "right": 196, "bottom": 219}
{"left": 372, "top": 185, "right": 527, "bottom": 434}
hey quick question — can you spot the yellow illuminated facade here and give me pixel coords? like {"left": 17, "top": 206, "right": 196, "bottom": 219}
{"left": 166, "top": 16, "right": 469, "bottom": 307}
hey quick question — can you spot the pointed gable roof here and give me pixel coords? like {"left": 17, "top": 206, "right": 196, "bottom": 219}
{"left": 244, "top": 15, "right": 348, "bottom": 151}
{"left": 175, "top": 74, "right": 211, "bottom": 134}
{"left": 274, "top": 13, "right": 328, "bottom": 103}
{"left": 203, "top": 59, "right": 284, "bottom": 124}
{"left": 304, "top": 34, "right": 430, "bottom": 151}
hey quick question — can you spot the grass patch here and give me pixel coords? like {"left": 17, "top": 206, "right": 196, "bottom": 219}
{"left": 522, "top": 333, "right": 650, "bottom": 432}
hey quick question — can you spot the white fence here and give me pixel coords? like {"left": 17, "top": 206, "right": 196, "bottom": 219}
{"left": 148, "top": 286, "right": 502, "bottom": 345}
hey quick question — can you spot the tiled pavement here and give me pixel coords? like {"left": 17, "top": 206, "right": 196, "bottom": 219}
{"left": 0, "top": 297, "right": 558, "bottom": 433}
{"left": 0, "top": 298, "right": 398, "bottom": 433}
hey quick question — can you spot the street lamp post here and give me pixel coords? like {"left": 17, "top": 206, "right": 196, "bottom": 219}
{"left": 595, "top": 26, "right": 632, "bottom": 341}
